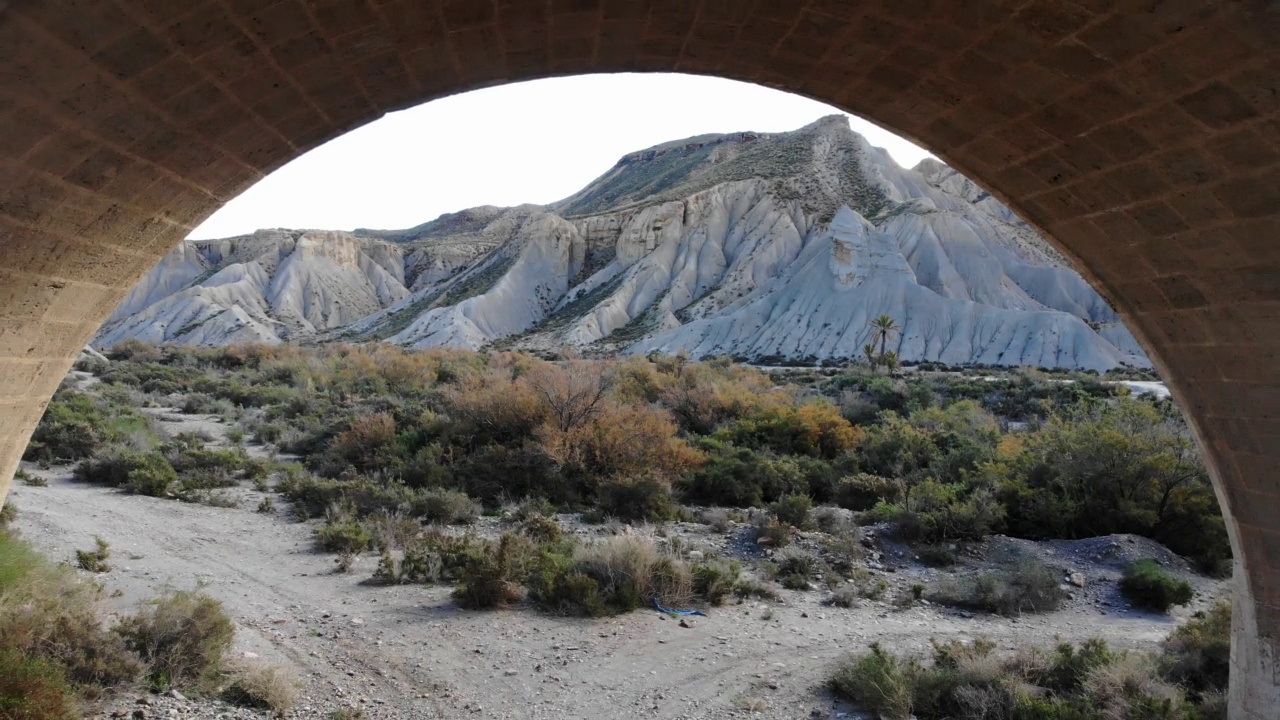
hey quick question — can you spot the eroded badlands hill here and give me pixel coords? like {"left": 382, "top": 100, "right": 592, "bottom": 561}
{"left": 95, "top": 116, "right": 1149, "bottom": 371}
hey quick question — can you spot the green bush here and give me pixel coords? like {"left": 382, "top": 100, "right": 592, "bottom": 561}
{"left": 997, "top": 398, "right": 1230, "bottom": 575}
{"left": 916, "top": 544, "right": 958, "bottom": 567}
{"left": 23, "top": 391, "right": 107, "bottom": 464}
{"left": 597, "top": 474, "right": 675, "bottom": 522}
{"left": 678, "top": 443, "right": 806, "bottom": 508}
{"left": 770, "top": 494, "right": 812, "bottom": 529}
{"left": 15, "top": 468, "right": 46, "bottom": 487}
{"left": 74, "top": 536, "right": 111, "bottom": 573}
{"left": 453, "top": 534, "right": 529, "bottom": 609}
{"left": 73, "top": 446, "right": 177, "bottom": 497}
{"left": 1121, "top": 560, "right": 1194, "bottom": 613}
{"left": 519, "top": 514, "right": 563, "bottom": 543}
{"left": 927, "top": 556, "right": 1064, "bottom": 616}
{"left": 0, "top": 647, "right": 79, "bottom": 720}
{"left": 834, "top": 473, "right": 894, "bottom": 511}
{"left": 1161, "top": 601, "right": 1230, "bottom": 696}
{"left": 527, "top": 535, "right": 696, "bottom": 617}
{"left": 0, "top": 532, "right": 142, "bottom": 696}
{"left": 412, "top": 488, "right": 480, "bottom": 525}
{"left": 691, "top": 560, "right": 740, "bottom": 605}
{"left": 827, "top": 644, "right": 914, "bottom": 720}
{"left": 826, "top": 635, "right": 1212, "bottom": 720}
{"left": 116, "top": 590, "right": 234, "bottom": 689}
{"left": 314, "top": 518, "right": 373, "bottom": 554}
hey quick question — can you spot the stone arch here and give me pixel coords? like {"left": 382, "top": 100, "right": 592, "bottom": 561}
{"left": 1, "top": 2, "right": 1275, "bottom": 715}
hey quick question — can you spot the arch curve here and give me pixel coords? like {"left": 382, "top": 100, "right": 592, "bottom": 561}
{"left": 1, "top": 2, "right": 1276, "bottom": 715}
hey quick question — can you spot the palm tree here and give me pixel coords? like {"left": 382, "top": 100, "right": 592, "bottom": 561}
{"left": 862, "top": 343, "right": 877, "bottom": 366}
{"left": 882, "top": 350, "right": 900, "bottom": 377}
{"left": 869, "top": 314, "right": 899, "bottom": 359}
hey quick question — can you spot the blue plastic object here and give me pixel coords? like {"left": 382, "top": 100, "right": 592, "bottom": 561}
{"left": 653, "top": 598, "right": 707, "bottom": 617}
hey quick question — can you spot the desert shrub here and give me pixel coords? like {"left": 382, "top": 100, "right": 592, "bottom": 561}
{"left": 74, "top": 536, "right": 111, "bottom": 573}
{"left": 162, "top": 434, "right": 264, "bottom": 478}
{"left": 826, "top": 635, "right": 1210, "bottom": 720}
{"left": 275, "top": 473, "right": 347, "bottom": 518}
{"left": 538, "top": 401, "right": 701, "bottom": 486}
{"left": 927, "top": 556, "right": 1064, "bottom": 616}
{"left": 752, "top": 512, "right": 792, "bottom": 548}
{"left": 1161, "top": 601, "right": 1231, "bottom": 696}
{"left": 221, "top": 662, "right": 297, "bottom": 713}
{"left": 124, "top": 452, "right": 180, "bottom": 496}
{"left": 399, "top": 531, "right": 487, "bottom": 584}
{"left": 820, "top": 534, "right": 866, "bottom": 576}
{"left": 519, "top": 514, "right": 563, "bottom": 543}
{"left": 412, "top": 488, "right": 480, "bottom": 525}
{"left": 691, "top": 559, "right": 740, "bottom": 605}
{"left": 732, "top": 576, "right": 780, "bottom": 601}
{"left": 679, "top": 443, "right": 806, "bottom": 507}
{"left": 15, "top": 468, "right": 46, "bottom": 487}
{"left": 73, "top": 446, "right": 177, "bottom": 497}
{"left": 698, "top": 507, "right": 733, "bottom": 533}
{"left": 899, "top": 480, "right": 1004, "bottom": 542}
{"left": 0, "top": 532, "right": 142, "bottom": 697}
{"left": 1080, "top": 652, "right": 1190, "bottom": 720}
{"left": 23, "top": 390, "right": 110, "bottom": 464}
{"left": 812, "top": 505, "right": 855, "bottom": 535}
{"left": 769, "top": 494, "right": 812, "bottom": 529}
{"left": 444, "top": 369, "right": 547, "bottom": 446}
{"left": 824, "top": 585, "right": 860, "bottom": 608}
{"left": 575, "top": 534, "right": 693, "bottom": 611}
{"left": 597, "top": 473, "right": 674, "bottom": 522}
{"left": 0, "top": 647, "right": 78, "bottom": 720}
{"left": 331, "top": 412, "right": 400, "bottom": 473}
{"left": 1120, "top": 560, "right": 1194, "bottom": 613}
{"left": 453, "top": 534, "right": 530, "bottom": 609}
{"left": 653, "top": 357, "right": 779, "bottom": 435}
{"left": 0, "top": 503, "right": 16, "bottom": 530}
{"left": 834, "top": 472, "right": 895, "bottom": 511}
{"left": 916, "top": 544, "right": 958, "bottom": 567}
{"left": 314, "top": 516, "right": 373, "bottom": 555}
{"left": 713, "top": 400, "right": 861, "bottom": 459}
{"left": 827, "top": 644, "right": 914, "bottom": 720}
{"left": 530, "top": 534, "right": 697, "bottom": 616}
{"left": 526, "top": 555, "right": 607, "bottom": 616}
{"left": 116, "top": 590, "right": 233, "bottom": 689}
{"left": 772, "top": 546, "right": 822, "bottom": 590}
{"left": 453, "top": 443, "right": 567, "bottom": 506}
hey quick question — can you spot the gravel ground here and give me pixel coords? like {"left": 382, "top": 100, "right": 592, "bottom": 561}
{"left": 7, "top": 401, "right": 1228, "bottom": 719}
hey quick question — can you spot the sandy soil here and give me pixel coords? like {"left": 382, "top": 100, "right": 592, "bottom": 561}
{"left": 7, "top": 401, "right": 1225, "bottom": 720}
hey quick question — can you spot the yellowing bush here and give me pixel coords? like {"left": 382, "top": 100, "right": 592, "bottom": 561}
{"left": 537, "top": 401, "right": 701, "bottom": 483}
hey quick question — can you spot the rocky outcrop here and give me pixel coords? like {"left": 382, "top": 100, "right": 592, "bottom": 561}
{"left": 97, "top": 117, "right": 1150, "bottom": 371}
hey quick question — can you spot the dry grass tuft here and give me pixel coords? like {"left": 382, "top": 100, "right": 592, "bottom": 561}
{"left": 221, "top": 661, "right": 298, "bottom": 715}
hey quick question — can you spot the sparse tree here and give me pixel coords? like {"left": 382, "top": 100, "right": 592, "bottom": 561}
{"left": 529, "top": 360, "right": 615, "bottom": 432}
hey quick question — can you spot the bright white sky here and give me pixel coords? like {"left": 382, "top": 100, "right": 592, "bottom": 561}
{"left": 189, "top": 73, "right": 934, "bottom": 240}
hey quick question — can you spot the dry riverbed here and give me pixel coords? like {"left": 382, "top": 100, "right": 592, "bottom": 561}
{"left": 8, "top": 399, "right": 1226, "bottom": 719}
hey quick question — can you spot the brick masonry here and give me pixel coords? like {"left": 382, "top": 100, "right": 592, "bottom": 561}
{"left": 0, "top": 1, "right": 1276, "bottom": 715}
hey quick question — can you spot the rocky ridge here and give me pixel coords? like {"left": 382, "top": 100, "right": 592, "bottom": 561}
{"left": 95, "top": 116, "right": 1149, "bottom": 371}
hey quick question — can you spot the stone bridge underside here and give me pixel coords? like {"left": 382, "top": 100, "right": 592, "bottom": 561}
{"left": 0, "top": 1, "right": 1276, "bottom": 714}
